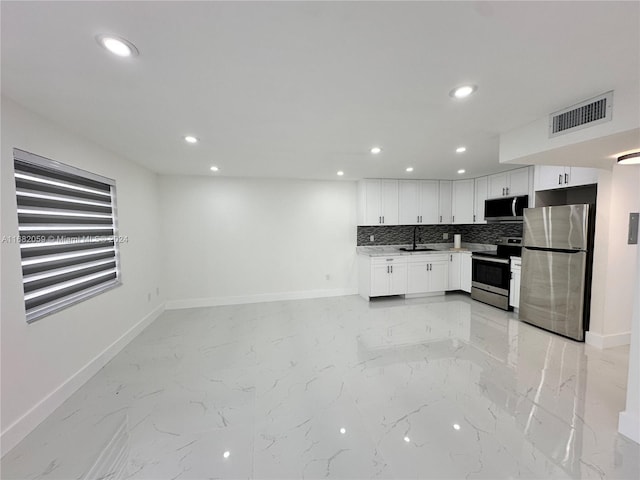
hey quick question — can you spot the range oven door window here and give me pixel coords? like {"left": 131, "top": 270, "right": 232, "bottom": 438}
{"left": 472, "top": 258, "right": 510, "bottom": 294}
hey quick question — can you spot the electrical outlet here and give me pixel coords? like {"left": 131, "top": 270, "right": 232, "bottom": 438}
{"left": 370, "top": 235, "right": 375, "bottom": 242}
{"left": 443, "top": 233, "right": 449, "bottom": 239}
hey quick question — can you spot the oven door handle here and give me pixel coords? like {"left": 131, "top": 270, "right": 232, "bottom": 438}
{"left": 472, "top": 255, "right": 510, "bottom": 264}
{"left": 512, "top": 197, "right": 517, "bottom": 217}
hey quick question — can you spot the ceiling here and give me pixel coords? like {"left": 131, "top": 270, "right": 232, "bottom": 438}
{"left": 2, "top": 1, "right": 639, "bottom": 180}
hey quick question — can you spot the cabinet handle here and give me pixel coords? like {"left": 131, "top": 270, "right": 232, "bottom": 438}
{"left": 506, "top": 187, "right": 509, "bottom": 195}
{"left": 390, "top": 265, "right": 393, "bottom": 273}
{"left": 382, "top": 216, "right": 385, "bottom": 224}
{"left": 473, "top": 214, "right": 476, "bottom": 222}
{"left": 440, "top": 215, "right": 442, "bottom": 223}
{"left": 417, "top": 215, "right": 419, "bottom": 223}
{"left": 558, "top": 174, "right": 562, "bottom": 185}
{"left": 564, "top": 173, "right": 568, "bottom": 184}
{"left": 379, "top": 216, "right": 381, "bottom": 224}
{"left": 452, "top": 215, "right": 455, "bottom": 223}
{"left": 450, "top": 254, "right": 452, "bottom": 261}
{"left": 387, "top": 265, "right": 390, "bottom": 273}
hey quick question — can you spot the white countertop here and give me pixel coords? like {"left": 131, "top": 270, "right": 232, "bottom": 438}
{"left": 356, "top": 242, "right": 497, "bottom": 257}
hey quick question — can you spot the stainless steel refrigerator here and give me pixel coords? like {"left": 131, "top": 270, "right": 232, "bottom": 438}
{"left": 520, "top": 204, "right": 594, "bottom": 341}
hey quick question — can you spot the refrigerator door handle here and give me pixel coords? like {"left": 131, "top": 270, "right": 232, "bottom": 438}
{"left": 511, "top": 197, "right": 517, "bottom": 217}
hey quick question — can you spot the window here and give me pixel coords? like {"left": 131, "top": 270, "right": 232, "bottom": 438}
{"left": 13, "top": 149, "right": 122, "bottom": 323}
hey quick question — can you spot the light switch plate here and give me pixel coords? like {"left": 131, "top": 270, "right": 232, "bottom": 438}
{"left": 629, "top": 212, "right": 639, "bottom": 244}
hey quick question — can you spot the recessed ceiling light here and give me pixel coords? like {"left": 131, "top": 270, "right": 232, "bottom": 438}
{"left": 223, "top": 451, "right": 230, "bottom": 459}
{"left": 457, "top": 169, "right": 466, "bottom": 174}
{"left": 403, "top": 436, "right": 411, "bottom": 443}
{"left": 456, "top": 147, "right": 467, "bottom": 153}
{"left": 184, "top": 136, "right": 199, "bottom": 144}
{"left": 337, "top": 171, "right": 344, "bottom": 176}
{"left": 210, "top": 166, "right": 219, "bottom": 172}
{"left": 453, "top": 424, "right": 461, "bottom": 431}
{"left": 449, "top": 85, "right": 477, "bottom": 99}
{"left": 370, "top": 147, "right": 382, "bottom": 154}
{"left": 406, "top": 167, "right": 414, "bottom": 172}
{"left": 617, "top": 152, "right": 640, "bottom": 165}
{"left": 95, "top": 34, "right": 139, "bottom": 57}
{"left": 339, "top": 427, "right": 346, "bottom": 434}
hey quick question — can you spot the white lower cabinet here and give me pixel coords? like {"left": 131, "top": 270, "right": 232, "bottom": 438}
{"left": 447, "top": 253, "right": 461, "bottom": 290}
{"left": 509, "top": 257, "right": 521, "bottom": 309}
{"left": 359, "top": 253, "right": 453, "bottom": 298}
{"left": 407, "top": 254, "right": 449, "bottom": 294}
{"left": 370, "top": 257, "right": 408, "bottom": 296}
{"left": 461, "top": 252, "right": 472, "bottom": 293}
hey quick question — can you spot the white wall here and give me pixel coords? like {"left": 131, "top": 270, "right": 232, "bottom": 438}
{"left": 587, "top": 164, "right": 640, "bottom": 347}
{"left": 619, "top": 247, "right": 640, "bottom": 443}
{"left": 0, "top": 97, "right": 165, "bottom": 455}
{"left": 159, "top": 175, "right": 358, "bottom": 308}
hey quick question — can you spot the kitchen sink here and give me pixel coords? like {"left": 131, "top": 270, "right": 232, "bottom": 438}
{"left": 398, "top": 247, "right": 437, "bottom": 252}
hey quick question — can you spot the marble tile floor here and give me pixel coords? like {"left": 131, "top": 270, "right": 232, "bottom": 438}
{"left": 2, "top": 293, "right": 639, "bottom": 479}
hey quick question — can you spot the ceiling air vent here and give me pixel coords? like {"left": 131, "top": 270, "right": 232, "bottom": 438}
{"left": 549, "top": 91, "right": 613, "bottom": 138}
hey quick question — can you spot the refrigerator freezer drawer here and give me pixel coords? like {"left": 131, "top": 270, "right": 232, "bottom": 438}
{"left": 520, "top": 249, "right": 587, "bottom": 341}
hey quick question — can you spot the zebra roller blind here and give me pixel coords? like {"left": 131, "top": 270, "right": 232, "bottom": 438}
{"left": 13, "top": 149, "right": 122, "bottom": 323}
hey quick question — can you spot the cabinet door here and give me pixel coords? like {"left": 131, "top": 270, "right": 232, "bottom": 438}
{"left": 418, "top": 180, "right": 440, "bottom": 224}
{"left": 398, "top": 180, "right": 419, "bottom": 225}
{"left": 438, "top": 181, "right": 452, "bottom": 224}
{"left": 488, "top": 172, "right": 508, "bottom": 198}
{"left": 407, "top": 262, "right": 430, "bottom": 294}
{"left": 447, "top": 253, "right": 461, "bottom": 290}
{"left": 389, "top": 262, "right": 407, "bottom": 295}
{"left": 474, "top": 176, "right": 488, "bottom": 224}
{"left": 567, "top": 167, "right": 599, "bottom": 187}
{"left": 452, "top": 179, "right": 474, "bottom": 224}
{"left": 510, "top": 269, "right": 521, "bottom": 308}
{"left": 460, "top": 253, "right": 472, "bottom": 293}
{"left": 370, "top": 264, "right": 390, "bottom": 296}
{"left": 507, "top": 168, "right": 530, "bottom": 196}
{"left": 381, "top": 180, "right": 399, "bottom": 225}
{"left": 534, "top": 165, "right": 565, "bottom": 191}
{"left": 429, "top": 261, "right": 449, "bottom": 292}
{"left": 362, "top": 180, "right": 382, "bottom": 225}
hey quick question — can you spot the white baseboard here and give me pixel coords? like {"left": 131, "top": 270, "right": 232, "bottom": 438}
{"left": 165, "top": 288, "right": 359, "bottom": 310}
{"left": 585, "top": 331, "right": 631, "bottom": 349}
{"left": 619, "top": 411, "right": 640, "bottom": 444}
{"left": 0, "top": 303, "right": 165, "bottom": 458}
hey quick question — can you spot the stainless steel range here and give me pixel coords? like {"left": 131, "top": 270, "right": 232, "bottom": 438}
{"left": 471, "top": 237, "right": 522, "bottom": 310}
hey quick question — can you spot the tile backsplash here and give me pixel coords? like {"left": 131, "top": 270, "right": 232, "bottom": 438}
{"left": 357, "top": 223, "right": 523, "bottom": 246}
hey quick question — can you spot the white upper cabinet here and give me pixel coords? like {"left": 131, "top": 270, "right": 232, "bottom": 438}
{"left": 398, "top": 180, "right": 419, "bottom": 225}
{"left": 474, "top": 176, "right": 488, "bottom": 224}
{"left": 487, "top": 167, "right": 530, "bottom": 198}
{"left": 438, "top": 180, "right": 452, "bottom": 224}
{"left": 508, "top": 168, "right": 530, "bottom": 196}
{"left": 419, "top": 181, "right": 440, "bottom": 224}
{"left": 534, "top": 165, "right": 599, "bottom": 191}
{"left": 451, "top": 179, "right": 474, "bottom": 224}
{"left": 398, "top": 180, "right": 440, "bottom": 225}
{"left": 534, "top": 165, "right": 565, "bottom": 191}
{"left": 380, "top": 179, "right": 399, "bottom": 225}
{"left": 357, "top": 179, "right": 399, "bottom": 226}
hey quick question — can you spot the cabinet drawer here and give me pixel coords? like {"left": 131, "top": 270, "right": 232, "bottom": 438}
{"left": 407, "top": 253, "right": 449, "bottom": 263}
{"left": 371, "top": 256, "right": 408, "bottom": 265}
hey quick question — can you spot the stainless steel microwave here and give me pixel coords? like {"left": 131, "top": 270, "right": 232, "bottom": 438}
{"left": 484, "top": 195, "right": 528, "bottom": 222}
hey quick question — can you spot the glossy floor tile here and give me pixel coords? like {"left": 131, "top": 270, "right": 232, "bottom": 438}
{"left": 2, "top": 294, "right": 639, "bottom": 479}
